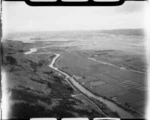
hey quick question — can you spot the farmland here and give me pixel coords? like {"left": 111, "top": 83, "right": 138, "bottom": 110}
{"left": 57, "top": 49, "right": 146, "bottom": 116}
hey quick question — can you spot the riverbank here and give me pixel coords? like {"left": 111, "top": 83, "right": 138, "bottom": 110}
{"left": 24, "top": 46, "right": 136, "bottom": 118}
{"left": 48, "top": 52, "right": 135, "bottom": 118}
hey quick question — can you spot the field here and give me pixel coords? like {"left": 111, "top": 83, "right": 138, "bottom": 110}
{"left": 57, "top": 49, "right": 146, "bottom": 115}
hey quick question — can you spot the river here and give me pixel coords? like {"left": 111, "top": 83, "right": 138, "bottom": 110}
{"left": 24, "top": 48, "right": 37, "bottom": 55}
{"left": 24, "top": 47, "right": 135, "bottom": 119}
{"left": 88, "top": 58, "right": 145, "bottom": 74}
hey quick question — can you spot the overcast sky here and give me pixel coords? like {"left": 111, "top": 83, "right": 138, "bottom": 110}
{"left": 2, "top": 1, "right": 146, "bottom": 33}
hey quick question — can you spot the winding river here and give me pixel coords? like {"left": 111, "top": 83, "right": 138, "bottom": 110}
{"left": 88, "top": 58, "right": 145, "bottom": 74}
{"left": 24, "top": 47, "right": 135, "bottom": 119}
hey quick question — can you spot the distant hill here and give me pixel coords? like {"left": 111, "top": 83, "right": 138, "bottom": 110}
{"left": 4, "top": 29, "right": 145, "bottom": 41}
{"left": 100, "top": 29, "right": 145, "bottom": 36}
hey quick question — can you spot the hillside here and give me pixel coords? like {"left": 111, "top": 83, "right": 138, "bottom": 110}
{"left": 2, "top": 40, "right": 102, "bottom": 119}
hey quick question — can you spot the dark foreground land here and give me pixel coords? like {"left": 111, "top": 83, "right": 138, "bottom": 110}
{"left": 2, "top": 40, "right": 104, "bottom": 119}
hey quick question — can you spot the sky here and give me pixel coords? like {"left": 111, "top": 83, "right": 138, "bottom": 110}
{"left": 2, "top": 1, "right": 147, "bottom": 34}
